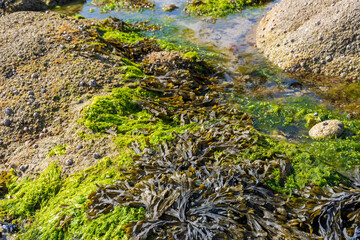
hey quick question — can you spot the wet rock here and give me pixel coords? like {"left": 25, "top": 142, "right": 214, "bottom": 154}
{"left": 256, "top": 0, "right": 360, "bottom": 80}
{"left": 162, "top": 4, "right": 178, "bottom": 12}
{"left": 65, "top": 159, "right": 74, "bottom": 166}
{"left": 309, "top": 120, "right": 344, "bottom": 139}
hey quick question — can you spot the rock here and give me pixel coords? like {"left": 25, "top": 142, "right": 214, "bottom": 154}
{"left": 93, "top": 152, "right": 100, "bottom": 159}
{"left": 2, "top": 118, "right": 10, "bottom": 126}
{"left": 162, "top": 4, "right": 178, "bottom": 12}
{"left": 5, "top": 0, "right": 85, "bottom": 13}
{"left": 19, "top": 165, "right": 28, "bottom": 172}
{"left": 309, "top": 120, "right": 344, "bottom": 139}
{"left": 65, "top": 159, "right": 74, "bottom": 166}
{"left": 256, "top": 0, "right": 360, "bottom": 80}
{"left": 76, "top": 144, "right": 83, "bottom": 150}
{"left": 89, "top": 80, "right": 97, "bottom": 87}
{"left": 4, "top": 108, "right": 13, "bottom": 116}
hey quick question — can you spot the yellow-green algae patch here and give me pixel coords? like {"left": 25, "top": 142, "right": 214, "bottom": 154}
{"left": 185, "top": 0, "right": 272, "bottom": 18}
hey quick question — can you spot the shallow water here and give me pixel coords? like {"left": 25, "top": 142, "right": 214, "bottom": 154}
{"left": 54, "top": 0, "right": 351, "bottom": 138}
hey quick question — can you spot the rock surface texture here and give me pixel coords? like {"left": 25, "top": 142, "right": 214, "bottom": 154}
{"left": 3, "top": 0, "right": 81, "bottom": 13}
{"left": 309, "top": 119, "right": 344, "bottom": 139}
{"left": 256, "top": 0, "right": 360, "bottom": 80}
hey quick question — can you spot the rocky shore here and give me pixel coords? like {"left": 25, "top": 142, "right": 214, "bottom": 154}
{"left": 256, "top": 0, "right": 360, "bottom": 80}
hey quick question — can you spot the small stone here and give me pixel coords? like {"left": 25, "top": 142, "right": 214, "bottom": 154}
{"left": 33, "top": 144, "right": 38, "bottom": 148}
{"left": 23, "top": 127, "right": 28, "bottom": 132}
{"left": 162, "top": 4, "right": 178, "bottom": 12}
{"left": 33, "top": 112, "right": 40, "bottom": 118}
{"left": 45, "top": 10, "right": 49, "bottom": 14}
{"left": 3, "top": 118, "right": 10, "bottom": 127}
{"left": 300, "top": 62, "right": 305, "bottom": 67}
{"left": 31, "top": 73, "right": 38, "bottom": 79}
{"left": 325, "top": 56, "right": 333, "bottom": 62}
{"left": 28, "top": 91, "right": 34, "bottom": 95}
{"left": 76, "top": 145, "right": 83, "bottom": 150}
{"left": 39, "top": 133, "right": 45, "bottom": 138}
{"left": 78, "top": 26, "right": 85, "bottom": 31}
{"left": 65, "top": 159, "right": 74, "bottom": 166}
{"left": 309, "top": 119, "right": 344, "bottom": 139}
{"left": 4, "top": 108, "right": 13, "bottom": 116}
{"left": 13, "top": 90, "right": 19, "bottom": 95}
{"left": 42, "top": 128, "right": 48, "bottom": 133}
{"left": 314, "top": 112, "right": 318, "bottom": 116}
{"left": 79, "top": 81, "right": 85, "bottom": 87}
{"left": 93, "top": 152, "right": 100, "bottom": 159}
{"left": 318, "top": 36, "right": 323, "bottom": 41}
{"left": 18, "top": 54, "right": 23, "bottom": 58}
{"left": 20, "top": 165, "right": 28, "bottom": 172}
{"left": 41, "top": 89, "right": 47, "bottom": 94}
{"left": 60, "top": 45, "right": 66, "bottom": 50}
{"left": 320, "top": 60, "right": 326, "bottom": 64}
{"left": 89, "top": 80, "right": 97, "bottom": 87}
{"left": 26, "top": 101, "right": 32, "bottom": 106}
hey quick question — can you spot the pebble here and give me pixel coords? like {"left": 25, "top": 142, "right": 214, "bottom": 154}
{"left": 28, "top": 90, "right": 34, "bottom": 95}
{"left": 18, "top": 54, "right": 24, "bottom": 58}
{"left": 314, "top": 112, "right": 318, "bottom": 116}
{"left": 39, "top": 133, "right": 45, "bottom": 138}
{"left": 20, "top": 165, "right": 28, "bottom": 172}
{"left": 31, "top": 73, "right": 38, "bottom": 79}
{"left": 4, "top": 108, "right": 13, "bottom": 116}
{"left": 13, "top": 90, "right": 19, "bottom": 95}
{"left": 33, "top": 112, "right": 40, "bottom": 118}
{"left": 33, "top": 144, "right": 38, "bottom": 148}
{"left": 325, "top": 56, "right": 333, "bottom": 62}
{"left": 309, "top": 119, "right": 344, "bottom": 139}
{"left": 89, "top": 80, "right": 97, "bottom": 87}
{"left": 300, "top": 62, "right": 305, "bottom": 67}
{"left": 93, "top": 152, "right": 100, "bottom": 159}
{"left": 23, "top": 127, "right": 28, "bottom": 132}
{"left": 42, "top": 128, "right": 48, "bottom": 133}
{"left": 60, "top": 45, "right": 66, "bottom": 50}
{"left": 3, "top": 118, "right": 11, "bottom": 127}
{"left": 79, "top": 81, "right": 85, "bottom": 87}
{"left": 41, "top": 88, "right": 48, "bottom": 94}
{"left": 76, "top": 145, "right": 83, "bottom": 150}
{"left": 65, "top": 159, "right": 74, "bottom": 166}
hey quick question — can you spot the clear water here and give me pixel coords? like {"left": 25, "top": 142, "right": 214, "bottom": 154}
{"left": 54, "top": 0, "right": 344, "bottom": 138}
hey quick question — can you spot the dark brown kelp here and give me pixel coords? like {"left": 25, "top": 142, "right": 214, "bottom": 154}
{"left": 83, "top": 21, "right": 360, "bottom": 239}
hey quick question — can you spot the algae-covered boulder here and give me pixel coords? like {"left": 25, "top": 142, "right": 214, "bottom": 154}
{"left": 309, "top": 119, "right": 344, "bottom": 139}
{"left": 256, "top": 0, "right": 360, "bottom": 80}
{"left": 3, "top": 0, "right": 83, "bottom": 13}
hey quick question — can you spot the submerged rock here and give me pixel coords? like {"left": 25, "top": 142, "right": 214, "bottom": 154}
{"left": 309, "top": 119, "right": 344, "bottom": 139}
{"left": 256, "top": 0, "right": 360, "bottom": 80}
{"left": 162, "top": 4, "right": 178, "bottom": 12}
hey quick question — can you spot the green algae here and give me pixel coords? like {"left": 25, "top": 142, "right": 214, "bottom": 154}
{"left": 185, "top": 0, "right": 272, "bottom": 18}
{"left": 9, "top": 157, "right": 144, "bottom": 239}
{"left": 47, "top": 144, "right": 68, "bottom": 157}
{"left": 119, "top": 65, "right": 146, "bottom": 80}
{"left": 102, "top": 30, "right": 145, "bottom": 43}
{"left": 91, "top": 0, "right": 155, "bottom": 13}
{"left": 82, "top": 87, "right": 197, "bottom": 149}
{"left": 234, "top": 95, "right": 360, "bottom": 193}
{"left": 0, "top": 164, "right": 62, "bottom": 218}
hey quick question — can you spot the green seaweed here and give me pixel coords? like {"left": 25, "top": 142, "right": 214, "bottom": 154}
{"left": 47, "top": 144, "right": 68, "bottom": 157}
{"left": 0, "top": 164, "right": 62, "bottom": 218}
{"left": 185, "top": 0, "right": 272, "bottom": 18}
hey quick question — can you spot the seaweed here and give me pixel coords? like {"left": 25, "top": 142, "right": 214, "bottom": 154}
{"left": 86, "top": 125, "right": 317, "bottom": 239}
